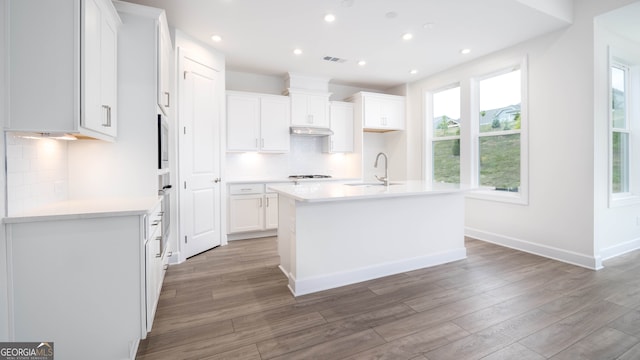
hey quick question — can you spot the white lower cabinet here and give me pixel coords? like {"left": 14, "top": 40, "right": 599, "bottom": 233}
{"left": 145, "top": 202, "right": 165, "bottom": 332}
{"left": 265, "top": 193, "right": 279, "bottom": 229}
{"left": 228, "top": 183, "right": 279, "bottom": 235}
{"left": 4, "top": 200, "right": 163, "bottom": 360}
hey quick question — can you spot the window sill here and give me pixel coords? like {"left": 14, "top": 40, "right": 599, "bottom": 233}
{"left": 609, "top": 193, "right": 640, "bottom": 208}
{"left": 466, "top": 187, "right": 529, "bottom": 205}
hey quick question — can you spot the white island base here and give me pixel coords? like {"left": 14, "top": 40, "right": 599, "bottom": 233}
{"left": 272, "top": 182, "right": 469, "bottom": 296}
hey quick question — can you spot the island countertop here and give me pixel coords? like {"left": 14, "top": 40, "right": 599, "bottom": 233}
{"left": 268, "top": 180, "right": 474, "bottom": 203}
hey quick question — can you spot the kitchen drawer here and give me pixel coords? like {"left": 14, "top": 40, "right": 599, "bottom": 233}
{"left": 229, "top": 184, "right": 264, "bottom": 195}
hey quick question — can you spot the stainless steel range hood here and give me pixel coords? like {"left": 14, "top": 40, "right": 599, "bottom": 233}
{"left": 290, "top": 126, "right": 334, "bottom": 136}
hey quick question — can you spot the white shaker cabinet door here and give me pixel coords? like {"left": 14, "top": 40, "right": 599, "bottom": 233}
{"left": 227, "top": 94, "right": 260, "bottom": 151}
{"left": 260, "top": 96, "right": 290, "bottom": 152}
{"left": 228, "top": 194, "right": 264, "bottom": 233}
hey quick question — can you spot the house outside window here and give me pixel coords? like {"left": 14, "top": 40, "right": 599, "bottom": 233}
{"left": 431, "top": 85, "right": 461, "bottom": 183}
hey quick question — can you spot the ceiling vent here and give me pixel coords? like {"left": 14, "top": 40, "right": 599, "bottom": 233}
{"left": 323, "top": 56, "right": 347, "bottom": 63}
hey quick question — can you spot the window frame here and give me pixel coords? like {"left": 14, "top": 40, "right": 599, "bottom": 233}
{"left": 426, "top": 83, "right": 461, "bottom": 184}
{"left": 609, "top": 57, "right": 640, "bottom": 207}
{"left": 467, "top": 59, "right": 529, "bottom": 205}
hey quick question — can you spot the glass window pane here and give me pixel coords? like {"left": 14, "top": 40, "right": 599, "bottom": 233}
{"left": 479, "top": 134, "right": 520, "bottom": 190}
{"left": 433, "top": 86, "right": 460, "bottom": 138}
{"left": 612, "top": 131, "right": 629, "bottom": 193}
{"left": 433, "top": 139, "right": 460, "bottom": 183}
{"left": 612, "top": 66, "right": 626, "bottom": 129}
{"left": 479, "top": 70, "right": 521, "bottom": 133}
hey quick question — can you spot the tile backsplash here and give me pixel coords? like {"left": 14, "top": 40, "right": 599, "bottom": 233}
{"left": 5, "top": 133, "right": 68, "bottom": 215}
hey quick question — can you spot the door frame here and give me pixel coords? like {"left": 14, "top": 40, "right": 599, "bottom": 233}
{"left": 176, "top": 46, "right": 227, "bottom": 264}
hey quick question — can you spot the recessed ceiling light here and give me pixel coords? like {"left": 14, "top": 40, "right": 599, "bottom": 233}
{"left": 324, "top": 13, "right": 336, "bottom": 22}
{"left": 402, "top": 33, "right": 413, "bottom": 40}
{"left": 385, "top": 11, "right": 397, "bottom": 19}
{"left": 211, "top": 35, "right": 222, "bottom": 42}
{"left": 357, "top": 60, "right": 366, "bottom": 66}
{"left": 293, "top": 48, "right": 303, "bottom": 55}
{"left": 460, "top": 48, "right": 471, "bottom": 55}
{"left": 410, "top": 69, "right": 418, "bottom": 75}
{"left": 423, "top": 22, "right": 435, "bottom": 29}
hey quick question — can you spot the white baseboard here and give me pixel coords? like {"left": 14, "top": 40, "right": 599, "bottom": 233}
{"left": 227, "top": 230, "right": 277, "bottom": 241}
{"left": 288, "top": 248, "right": 467, "bottom": 296}
{"left": 599, "top": 237, "right": 640, "bottom": 260}
{"left": 465, "top": 227, "right": 602, "bottom": 270}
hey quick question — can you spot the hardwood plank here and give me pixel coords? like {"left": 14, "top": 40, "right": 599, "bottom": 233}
{"left": 452, "top": 288, "right": 562, "bottom": 333}
{"left": 519, "top": 300, "right": 629, "bottom": 357}
{"left": 342, "top": 322, "right": 469, "bottom": 360}
{"left": 610, "top": 309, "right": 640, "bottom": 337}
{"left": 201, "top": 344, "right": 262, "bottom": 360}
{"left": 617, "top": 342, "right": 640, "bottom": 360}
{"left": 479, "top": 342, "right": 545, "bottom": 360}
{"left": 424, "top": 329, "right": 513, "bottom": 360}
{"left": 481, "top": 308, "right": 560, "bottom": 342}
{"left": 375, "top": 294, "right": 502, "bottom": 341}
{"left": 548, "top": 327, "right": 638, "bottom": 360}
{"left": 268, "top": 329, "right": 386, "bottom": 360}
{"left": 257, "top": 303, "right": 415, "bottom": 359}
{"left": 137, "top": 312, "right": 326, "bottom": 359}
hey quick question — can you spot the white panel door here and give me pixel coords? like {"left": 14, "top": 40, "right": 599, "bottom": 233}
{"left": 179, "top": 54, "right": 221, "bottom": 258}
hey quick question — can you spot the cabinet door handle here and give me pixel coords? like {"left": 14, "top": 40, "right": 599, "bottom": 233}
{"left": 102, "top": 105, "right": 112, "bottom": 127}
{"left": 258, "top": 198, "right": 263, "bottom": 208}
{"left": 164, "top": 92, "right": 170, "bottom": 108}
{"left": 212, "top": 178, "right": 221, "bottom": 183}
{"left": 266, "top": 197, "right": 270, "bottom": 207}
{"left": 155, "top": 236, "right": 162, "bottom": 258}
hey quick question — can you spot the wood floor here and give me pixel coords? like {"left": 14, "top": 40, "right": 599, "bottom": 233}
{"left": 136, "top": 237, "right": 640, "bottom": 359}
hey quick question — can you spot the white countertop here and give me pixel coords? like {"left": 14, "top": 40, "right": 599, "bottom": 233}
{"left": 225, "top": 177, "right": 360, "bottom": 184}
{"left": 3, "top": 196, "right": 162, "bottom": 224}
{"left": 268, "top": 181, "right": 475, "bottom": 203}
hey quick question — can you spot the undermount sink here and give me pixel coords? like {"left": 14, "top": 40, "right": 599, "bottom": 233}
{"left": 345, "top": 182, "right": 402, "bottom": 187}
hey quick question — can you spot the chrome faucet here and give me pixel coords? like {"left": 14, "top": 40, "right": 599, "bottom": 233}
{"left": 374, "top": 152, "right": 389, "bottom": 186}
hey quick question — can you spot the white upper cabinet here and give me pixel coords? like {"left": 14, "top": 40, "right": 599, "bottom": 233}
{"left": 157, "top": 13, "right": 172, "bottom": 115}
{"left": 350, "top": 92, "right": 405, "bottom": 131}
{"left": 7, "top": 0, "right": 121, "bottom": 141}
{"left": 227, "top": 91, "right": 290, "bottom": 153}
{"left": 324, "top": 101, "right": 354, "bottom": 153}
{"left": 289, "top": 90, "right": 330, "bottom": 128}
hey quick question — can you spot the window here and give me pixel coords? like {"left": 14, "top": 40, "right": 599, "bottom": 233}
{"left": 611, "top": 63, "right": 629, "bottom": 194}
{"left": 477, "top": 69, "right": 522, "bottom": 192}
{"left": 431, "top": 86, "right": 461, "bottom": 183}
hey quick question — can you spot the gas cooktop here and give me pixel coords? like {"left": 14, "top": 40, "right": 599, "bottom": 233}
{"left": 288, "top": 175, "right": 332, "bottom": 179}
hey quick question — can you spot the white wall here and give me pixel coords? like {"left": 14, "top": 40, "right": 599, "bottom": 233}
{"left": 406, "top": 0, "right": 638, "bottom": 269}
{"left": 594, "top": 2, "right": 640, "bottom": 260}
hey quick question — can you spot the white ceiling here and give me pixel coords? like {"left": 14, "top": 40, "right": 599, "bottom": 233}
{"left": 122, "top": 0, "right": 573, "bottom": 90}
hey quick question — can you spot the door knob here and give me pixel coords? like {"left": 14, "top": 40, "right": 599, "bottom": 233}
{"left": 212, "top": 178, "right": 221, "bottom": 183}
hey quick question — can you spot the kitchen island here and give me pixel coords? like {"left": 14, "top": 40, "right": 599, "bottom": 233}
{"left": 268, "top": 181, "right": 472, "bottom": 296}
